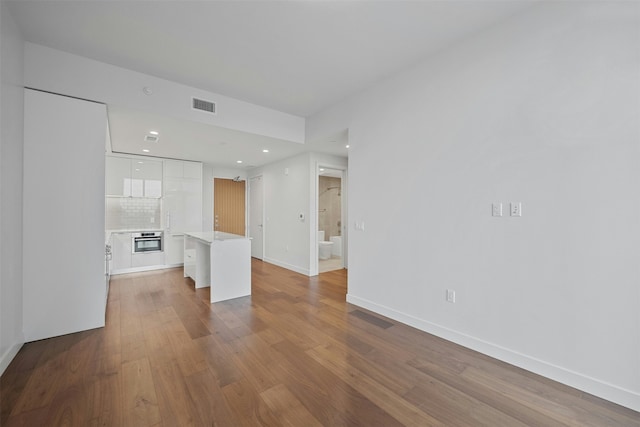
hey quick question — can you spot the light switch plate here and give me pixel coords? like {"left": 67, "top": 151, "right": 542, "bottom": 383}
{"left": 446, "top": 289, "right": 456, "bottom": 303}
{"left": 510, "top": 202, "right": 522, "bottom": 217}
{"left": 492, "top": 203, "right": 503, "bottom": 217}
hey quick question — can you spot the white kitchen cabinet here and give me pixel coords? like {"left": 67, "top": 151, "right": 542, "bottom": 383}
{"left": 183, "top": 232, "right": 251, "bottom": 302}
{"left": 106, "top": 155, "right": 162, "bottom": 198}
{"left": 163, "top": 159, "right": 203, "bottom": 265}
{"left": 23, "top": 89, "right": 107, "bottom": 341}
{"left": 111, "top": 232, "right": 166, "bottom": 273}
{"left": 132, "top": 159, "right": 162, "bottom": 197}
{"left": 164, "top": 159, "right": 201, "bottom": 181}
{"left": 183, "top": 235, "right": 197, "bottom": 280}
{"left": 111, "top": 232, "right": 133, "bottom": 270}
{"left": 165, "top": 233, "right": 185, "bottom": 266}
{"left": 163, "top": 159, "right": 184, "bottom": 178}
{"left": 131, "top": 251, "right": 165, "bottom": 268}
{"left": 105, "top": 156, "right": 131, "bottom": 196}
{"left": 182, "top": 177, "right": 203, "bottom": 231}
{"left": 183, "top": 161, "right": 202, "bottom": 179}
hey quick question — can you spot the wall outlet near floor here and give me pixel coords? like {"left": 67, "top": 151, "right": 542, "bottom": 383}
{"left": 446, "top": 289, "right": 456, "bottom": 303}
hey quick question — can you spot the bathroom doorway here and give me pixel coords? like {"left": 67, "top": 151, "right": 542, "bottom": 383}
{"left": 318, "top": 167, "right": 345, "bottom": 273}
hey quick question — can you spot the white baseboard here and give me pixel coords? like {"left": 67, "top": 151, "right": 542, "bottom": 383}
{"left": 111, "top": 264, "right": 177, "bottom": 275}
{"left": 164, "top": 263, "right": 184, "bottom": 269}
{"left": 0, "top": 337, "right": 24, "bottom": 376}
{"left": 263, "top": 257, "right": 310, "bottom": 276}
{"left": 346, "top": 294, "right": 640, "bottom": 413}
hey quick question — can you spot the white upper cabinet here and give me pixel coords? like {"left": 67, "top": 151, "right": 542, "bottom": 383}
{"left": 132, "top": 159, "right": 162, "bottom": 198}
{"left": 162, "top": 159, "right": 202, "bottom": 233}
{"left": 105, "top": 156, "right": 131, "bottom": 196}
{"left": 106, "top": 155, "right": 162, "bottom": 198}
{"left": 164, "top": 159, "right": 201, "bottom": 179}
{"left": 183, "top": 161, "right": 202, "bottom": 179}
{"left": 163, "top": 159, "right": 184, "bottom": 178}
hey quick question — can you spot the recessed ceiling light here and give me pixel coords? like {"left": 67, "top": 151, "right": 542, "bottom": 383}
{"left": 236, "top": 160, "right": 243, "bottom": 164}
{"left": 149, "top": 131, "right": 159, "bottom": 136}
{"left": 262, "top": 149, "right": 269, "bottom": 153}
{"left": 142, "top": 149, "right": 150, "bottom": 153}
{"left": 320, "top": 168, "right": 325, "bottom": 172}
{"left": 137, "top": 161, "right": 144, "bottom": 164}
{"left": 345, "top": 145, "right": 350, "bottom": 148}
{"left": 135, "top": 168, "right": 140, "bottom": 171}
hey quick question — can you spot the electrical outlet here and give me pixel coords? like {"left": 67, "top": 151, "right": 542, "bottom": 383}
{"left": 446, "top": 289, "right": 456, "bottom": 303}
{"left": 510, "top": 202, "right": 522, "bottom": 217}
{"left": 492, "top": 203, "right": 503, "bottom": 217}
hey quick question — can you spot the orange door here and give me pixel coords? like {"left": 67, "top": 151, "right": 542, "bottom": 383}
{"left": 214, "top": 178, "right": 246, "bottom": 235}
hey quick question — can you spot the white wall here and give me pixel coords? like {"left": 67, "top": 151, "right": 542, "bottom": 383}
{"left": 0, "top": 3, "right": 25, "bottom": 374}
{"left": 252, "top": 153, "right": 312, "bottom": 274}
{"left": 24, "top": 43, "right": 305, "bottom": 144}
{"left": 250, "top": 152, "right": 347, "bottom": 276}
{"left": 308, "top": 2, "right": 640, "bottom": 411}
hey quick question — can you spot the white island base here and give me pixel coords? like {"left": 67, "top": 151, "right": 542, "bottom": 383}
{"left": 184, "top": 232, "right": 251, "bottom": 303}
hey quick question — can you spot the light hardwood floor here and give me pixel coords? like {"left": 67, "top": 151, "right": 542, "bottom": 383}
{"left": 1, "top": 260, "right": 638, "bottom": 426}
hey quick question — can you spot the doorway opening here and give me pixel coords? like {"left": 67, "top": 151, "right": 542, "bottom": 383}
{"left": 318, "top": 167, "right": 345, "bottom": 273}
{"left": 248, "top": 175, "right": 264, "bottom": 259}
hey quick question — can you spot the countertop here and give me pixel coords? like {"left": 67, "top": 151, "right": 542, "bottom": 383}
{"left": 105, "top": 229, "right": 164, "bottom": 245}
{"left": 184, "top": 231, "right": 250, "bottom": 244}
{"left": 106, "top": 229, "right": 163, "bottom": 234}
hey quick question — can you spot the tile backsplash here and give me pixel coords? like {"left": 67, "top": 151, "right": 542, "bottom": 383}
{"left": 106, "top": 197, "right": 161, "bottom": 230}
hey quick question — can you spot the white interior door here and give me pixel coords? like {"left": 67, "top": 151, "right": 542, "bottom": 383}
{"left": 249, "top": 175, "right": 264, "bottom": 259}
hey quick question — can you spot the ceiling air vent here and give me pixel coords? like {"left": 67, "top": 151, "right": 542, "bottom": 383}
{"left": 144, "top": 135, "right": 159, "bottom": 143}
{"left": 192, "top": 97, "right": 216, "bottom": 114}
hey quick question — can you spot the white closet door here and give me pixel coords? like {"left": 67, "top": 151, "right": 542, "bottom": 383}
{"left": 23, "top": 89, "right": 107, "bottom": 341}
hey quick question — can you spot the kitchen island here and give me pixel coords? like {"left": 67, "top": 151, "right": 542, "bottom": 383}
{"left": 183, "top": 231, "right": 251, "bottom": 303}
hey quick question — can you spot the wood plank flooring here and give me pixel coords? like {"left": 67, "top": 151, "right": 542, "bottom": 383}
{"left": 2, "top": 260, "right": 639, "bottom": 426}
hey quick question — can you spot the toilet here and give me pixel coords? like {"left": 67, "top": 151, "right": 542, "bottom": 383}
{"left": 317, "top": 231, "right": 334, "bottom": 260}
{"left": 329, "top": 236, "right": 342, "bottom": 257}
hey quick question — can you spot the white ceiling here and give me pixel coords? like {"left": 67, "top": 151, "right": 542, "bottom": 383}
{"left": 8, "top": 0, "right": 535, "bottom": 167}
{"left": 108, "top": 105, "right": 348, "bottom": 167}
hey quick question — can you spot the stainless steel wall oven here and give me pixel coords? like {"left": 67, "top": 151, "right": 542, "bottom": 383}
{"left": 132, "top": 232, "right": 163, "bottom": 253}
